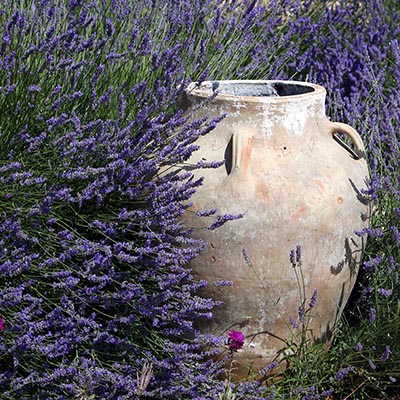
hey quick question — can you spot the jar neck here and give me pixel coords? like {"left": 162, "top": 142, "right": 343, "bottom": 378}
{"left": 256, "top": 93, "right": 327, "bottom": 138}
{"left": 185, "top": 80, "right": 327, "bottom": 137}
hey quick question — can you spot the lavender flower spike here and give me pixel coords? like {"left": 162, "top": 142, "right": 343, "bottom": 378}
{"left": 308, "top": 288, "right": 318, "bottom": 309}
{"left": 241, "top": 248, "right": 252, "bottom": 267}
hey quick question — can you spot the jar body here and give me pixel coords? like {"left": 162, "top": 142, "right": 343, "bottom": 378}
{"left": 182, "top": 81, "right": 370, "bottom": 376}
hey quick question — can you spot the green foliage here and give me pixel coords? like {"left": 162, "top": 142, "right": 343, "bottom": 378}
{"left": 1, "top": 0, "right": 400, "bottom": 398}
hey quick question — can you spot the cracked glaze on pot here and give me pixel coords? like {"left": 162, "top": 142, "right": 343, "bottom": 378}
{"left": 182, "top": 80, "right": 371, "bottom": 376}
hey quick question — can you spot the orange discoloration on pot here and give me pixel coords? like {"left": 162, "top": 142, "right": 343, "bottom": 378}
{"left": 255, "top": 181, "right": 269, "bottom": 203}
{"left": 290, "top": 205, "right": 308, "bottom": 221}
{"left": 240, "top": 137, "right": 253, "bottom": 177}
{"left": 314, "top": 179, "right": 326, "bottom": 192}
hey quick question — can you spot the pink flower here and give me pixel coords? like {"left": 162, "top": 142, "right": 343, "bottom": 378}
{"left": 0, "top": 316, "right": 4, "bottom": 331}
{"left": 228, "top": 329, "right": 245, "bottom": 351}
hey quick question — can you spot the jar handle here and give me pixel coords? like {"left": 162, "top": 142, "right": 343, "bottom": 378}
{"left": 327, "top": 121, "right": 365, "bottom": 160}
{"left": 230, "top": 126, "right": 254, "bottom": 173}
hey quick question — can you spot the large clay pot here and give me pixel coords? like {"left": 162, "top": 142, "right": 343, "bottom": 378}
{"left": 182, "top": 80, "right": 370, "bottom": 377}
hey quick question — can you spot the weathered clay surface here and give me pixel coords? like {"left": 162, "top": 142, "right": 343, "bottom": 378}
{"left": 181, "top": 80, "right": 370, "bottom": 377}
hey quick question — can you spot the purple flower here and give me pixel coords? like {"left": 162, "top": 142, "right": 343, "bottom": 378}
{"left": 392, "top": 226, "right": 400, "bottom": 246}
{"left": 5, "top": 84, "right": 16, "bottom": 94}
{"left": 207, "top": 213, "right": 244, "bottom": 231}
{"left": 259, "top": 361, "right": 279, "bottom": 376}
{"left": 362, "top": 255, "right": 382, "bottom": 272}
{"left": 335, "top": 366, "right": 354, "bottom": 381}
{"left": 70, "top": 91, "right": 84, "bottom": 100}
{"left": 290, "top": 249, "right": 296, "bottom": 267}
{"left": 369, "top": 307, "right": 377, "bottom": 323}
{"left": 212, "top": 280, "right": 233, "bottom": 287}
{"left": 0, "top": 316, "right": 4, "bottom": 331}
{"left": 295, "top": 245, "right": 302, "bottom": 263}
{"left": 228, "top": 330, "right": 245, "bottom": 351}
{"left": 380, "top": 345, "right": 392, "bottom": 362}
{"left": 354, "top": 342, "right": 363, "bottom": 352}
{"left": 241, "top": 248, "right": 252, "bottom": 267}
{"left": 308, "top": 288, "right": 318, "bottom": 309}
{"left": 105, "top": 18, "right": 115, "bottom": 37}
{"left": 289, "top": 316, "right": 300, "bottom": 329}
{"left": 298, "top": 305, "right": 305, "bottom": 323}
{"left": 27, "top": 84, "right": 41, "bottom": 92}
{"left": 290, "top": 245, "right": 302, "bottom": 267}
{"left": 378, "top": 288, "right": 393, "bottom": 297}
{"left": 368, "top": 359, "right": 377, "bottom": 370}
{"left": 388, "top": 255, "right": 397, "bottom": 270}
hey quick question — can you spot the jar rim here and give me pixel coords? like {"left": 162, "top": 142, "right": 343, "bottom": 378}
{"left": 186, "top": 80, "right": 326, "bottom": 103}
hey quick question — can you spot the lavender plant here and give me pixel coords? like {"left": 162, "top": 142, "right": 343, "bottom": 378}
{"left": 0, "top": 1, "right": 277, "bottom": 398}
{"left": 1, "top": 0, "right": 400, "bottom": 398}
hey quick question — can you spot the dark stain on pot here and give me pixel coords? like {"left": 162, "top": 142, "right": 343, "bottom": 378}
{"left": 209, "top": 81, "right": 315, "bottom": 97}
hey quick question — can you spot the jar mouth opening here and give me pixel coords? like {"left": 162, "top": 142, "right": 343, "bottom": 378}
{"left": 186, "top": 80, "right": 324, "bottom": 101}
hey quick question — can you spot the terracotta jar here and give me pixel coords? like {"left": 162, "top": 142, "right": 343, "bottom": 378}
{"left": 181, "top": 80, "right": 370, "bottom": 377}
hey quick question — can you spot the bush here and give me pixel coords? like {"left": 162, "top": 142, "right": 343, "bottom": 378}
{"left": 0, "top": 0, "right": 399, "bottom": 399}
